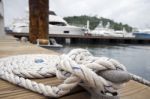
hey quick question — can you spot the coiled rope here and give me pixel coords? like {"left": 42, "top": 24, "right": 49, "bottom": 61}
{"left": 0, "top": 49, "right": 149, "bottom": 98}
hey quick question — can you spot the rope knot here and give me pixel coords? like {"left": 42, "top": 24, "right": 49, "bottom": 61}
{"left": 0, "top": 48, "right": 149, "bottom": 98}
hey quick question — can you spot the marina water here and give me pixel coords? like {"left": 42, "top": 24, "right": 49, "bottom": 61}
{"left": 50, "top": 44, "right": 150, "bottom": 80}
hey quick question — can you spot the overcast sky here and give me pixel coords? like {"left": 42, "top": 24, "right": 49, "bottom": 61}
{"left": 3, "top": 0, "right": 150, "bottom": 28}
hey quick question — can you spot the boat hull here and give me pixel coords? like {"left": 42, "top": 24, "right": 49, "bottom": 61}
{"left": 12, "top": 25, "right": 85, "bottom": 35}
{"left": 133, "top": 33, "right": 150, "bottom": 39}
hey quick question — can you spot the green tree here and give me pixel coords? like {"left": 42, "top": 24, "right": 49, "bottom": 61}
{"left": 64, "top": 15, "right": 133, "bottom": 32}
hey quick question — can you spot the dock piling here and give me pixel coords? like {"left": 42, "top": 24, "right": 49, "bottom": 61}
{"left": 29, "top": 0, "right": 49, "bottom": 43}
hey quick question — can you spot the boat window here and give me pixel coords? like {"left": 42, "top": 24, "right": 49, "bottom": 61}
{"left": 20, "top": 26, "right": 27, "bottom": 27}
{"left": 49, "top": 22, "right": 66, "bottom": 26}
{"left": 49, "top": 11, "right": 56, "bottom": 15}
{"left": 64, "top": 31, "right": 69, "bottom": 33}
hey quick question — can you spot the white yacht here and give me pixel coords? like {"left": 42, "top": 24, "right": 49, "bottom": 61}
{"left": 90, "top": 21, "right": 132, "bottom": 37}
{"left": 115, "top": 28, "right": 134, "bottom": 37}
{"left": 11, "top": 11, "right": 86, "bottom": 35}
{"left": 90, "top": 21, "right": 117, "bottom": 37}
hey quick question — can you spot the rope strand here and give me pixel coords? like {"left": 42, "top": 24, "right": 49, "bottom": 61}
{"left": 130, "top": 73, "right": 150, "bottom": 87}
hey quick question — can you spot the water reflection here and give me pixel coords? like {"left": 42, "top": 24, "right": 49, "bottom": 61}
{"left": 52, "top": 44, "right": 150, "bottom": 80}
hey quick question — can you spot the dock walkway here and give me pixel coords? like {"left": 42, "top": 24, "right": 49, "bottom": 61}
{"left": 0, "top": 36, "right": 150, "bottom": 99}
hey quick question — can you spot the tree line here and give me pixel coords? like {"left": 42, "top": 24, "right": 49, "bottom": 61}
{"left": 64, "top": 15, "right": 133, "bottom": 32}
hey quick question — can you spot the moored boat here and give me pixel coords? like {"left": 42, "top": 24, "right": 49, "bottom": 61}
{"left": 133, "top": 29, "right": 150, "bottom": 39}
{"left": 10, "top": 10, "right": 86, "bottom": 35}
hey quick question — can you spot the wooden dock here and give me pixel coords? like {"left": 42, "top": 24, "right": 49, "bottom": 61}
{"left": 7, "top": 32, "right": 150, "bottom": 44}
{"left": 0, "top": 36, "right": 150, "bottom": 99}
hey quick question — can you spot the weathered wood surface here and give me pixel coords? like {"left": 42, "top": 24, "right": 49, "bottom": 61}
{"left": 0, "top": 36, "right": 150, "bottom": 99}
{"left": 29, "top": 0, "right": 49, "bottom": 43}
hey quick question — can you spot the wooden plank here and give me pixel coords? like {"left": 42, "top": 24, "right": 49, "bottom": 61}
{"left": 119, "top": 81, "right": 150, "bottom": 99}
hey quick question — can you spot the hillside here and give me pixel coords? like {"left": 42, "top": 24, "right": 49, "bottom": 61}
{"left": 64, "top": 15, "right": 133, "bottom": 32}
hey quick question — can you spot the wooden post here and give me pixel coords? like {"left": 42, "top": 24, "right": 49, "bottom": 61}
{"left": 29, "top": 0, "right": 49, "bottom": 43}
{"left": 38, "top": 0, "right": 49, "bottom": 40}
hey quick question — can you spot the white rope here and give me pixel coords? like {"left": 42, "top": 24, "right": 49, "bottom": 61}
{"left": 0, "top": 49, "right": 149, "bottom": 98}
